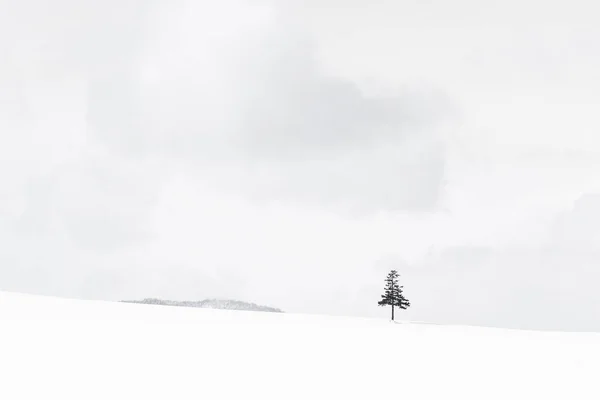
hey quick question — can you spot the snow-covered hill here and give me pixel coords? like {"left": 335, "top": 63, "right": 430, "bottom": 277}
{"left": 121, "top": 297, "right": 283, "bottom": 312}
{"left": 1, "top": 291, "right": 599, "bottom": 399}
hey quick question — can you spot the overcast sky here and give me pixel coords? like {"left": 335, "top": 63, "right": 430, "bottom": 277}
{"left": 1, "top": 0, "right": 600, "bottom": 331}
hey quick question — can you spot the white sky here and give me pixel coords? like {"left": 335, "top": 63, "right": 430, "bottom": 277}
{"left": 1, "top": 0, "right": 600, "bottom": 331}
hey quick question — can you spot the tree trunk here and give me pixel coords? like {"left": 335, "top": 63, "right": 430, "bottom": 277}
{"left": 391, "top": 304, "right": 395, "bottom": 321}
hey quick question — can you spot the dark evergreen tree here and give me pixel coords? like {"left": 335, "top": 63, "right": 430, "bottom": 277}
{"left": 378, "top": 269, "right": 410, "bottom": 321}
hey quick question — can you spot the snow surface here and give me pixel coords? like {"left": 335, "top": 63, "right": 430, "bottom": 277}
{"left": 1, "top": 291, "right": 599, "bottom": 399}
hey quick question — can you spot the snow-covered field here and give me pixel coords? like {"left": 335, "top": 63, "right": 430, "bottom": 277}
{"left": 1, "top": 291, "right": 599, "bottom": 399}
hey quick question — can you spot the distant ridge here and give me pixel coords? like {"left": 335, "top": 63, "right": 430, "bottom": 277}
{"left": 121, "top": 298, "right": 283, "bottom": 313}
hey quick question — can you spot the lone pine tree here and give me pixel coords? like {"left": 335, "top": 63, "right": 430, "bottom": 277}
{"left": 378, "top": 269, "right": 410, "bottom": 321}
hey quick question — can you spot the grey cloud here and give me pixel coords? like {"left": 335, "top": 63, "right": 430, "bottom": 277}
{"left": 401, "top": 194, "right": 600, "bottom": 332}
{"left": 235, "top": 140, "right": 446, "bottom": 213}
{"left": 7, "top": 152, "right": 164, "bottom": 254}
{"left": 80, "top": 1, "right": 452, "bottom": 212}
{"left": 0, "top": 0, "right": 153, "bottom": 75}
{"left": 52, "top": 154, "right": 164, "bottom": 252}
{"left": 77, "top": 263, "right": 236, "bottom": 302}
{"left": 548, "top": 193, "right": 600, "bottom": 249}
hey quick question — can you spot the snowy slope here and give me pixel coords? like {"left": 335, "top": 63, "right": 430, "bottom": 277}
{"left": 1, "top": 291, "right": 599, "bottom": 400}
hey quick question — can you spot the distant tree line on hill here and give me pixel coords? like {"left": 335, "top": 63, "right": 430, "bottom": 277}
{"left": 121, "top": 298, "right": 283, "bottom": 313}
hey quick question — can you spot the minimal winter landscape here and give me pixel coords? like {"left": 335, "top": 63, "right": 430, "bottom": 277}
{"left": 1, "top": 290, "right": 599, "bottom": 400}
{"left": 4, "top": 1, "right": 600, "bottom": 399}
